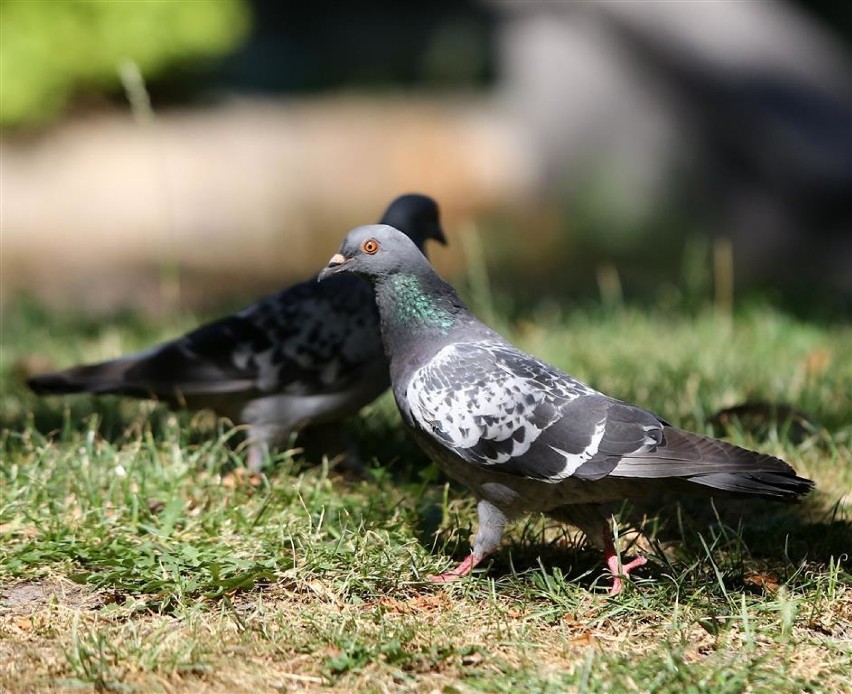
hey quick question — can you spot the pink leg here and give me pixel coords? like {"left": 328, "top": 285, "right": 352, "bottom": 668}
{"left": 602, "top": 528, "right": 647, "bottom": 596}
{"left": 428, "top": 553, "right": 485, "bottom": 583}
{"left": 247, "top": 444, "right": 267, "bottom": 473}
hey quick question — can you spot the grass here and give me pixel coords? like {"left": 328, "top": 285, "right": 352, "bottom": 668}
{"left": 1, "top": 295, "right": 850, "bottom": 692}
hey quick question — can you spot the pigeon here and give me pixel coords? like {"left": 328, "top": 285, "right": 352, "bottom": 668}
{"left": 318, "top": 224, "right": 814, "bottom": 594}
{"left": 28, "top": 194, "right": 447, "bottom": 472}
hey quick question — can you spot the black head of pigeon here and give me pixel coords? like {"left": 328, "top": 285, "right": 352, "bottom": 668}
{"left": 319, "top": 224, "right": 814, "bottom": 594}
{"left": 380, "top": 194, "right": 446, "bottom": 250}
{"left": 27, "top": 195, "right": 447, "bottom": 473}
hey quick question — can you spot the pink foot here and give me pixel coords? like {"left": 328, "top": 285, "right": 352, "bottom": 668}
{"left": 602, "top": 526, "right": 647, "bottom": 595}
{"left": 428, "top": 554, "right": 483, "bottom": 583}
{"left": 605, "top": 553, "right": 648, "bottom": 596}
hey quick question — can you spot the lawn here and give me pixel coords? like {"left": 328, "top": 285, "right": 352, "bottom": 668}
{"left": 1, "top": 295, "right": 850, "bottom": 692}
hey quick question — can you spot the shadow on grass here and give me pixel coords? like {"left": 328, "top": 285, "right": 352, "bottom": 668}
{"left": 412, "top": 486, "right": 850, "bottom": 594}
{"left": 338, "top": 394, "right": 850, "bottom": 590}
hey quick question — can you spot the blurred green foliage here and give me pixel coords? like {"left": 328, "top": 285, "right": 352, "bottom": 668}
{"left": 0, "top": 0, "right": 250, "bottom": 128}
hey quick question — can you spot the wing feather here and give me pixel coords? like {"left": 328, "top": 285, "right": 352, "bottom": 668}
{"left": 29, "top": 275, "right": 384, "bottom": 402}
{"left": 404, "top": 340, "right": 811, "bottom": 500}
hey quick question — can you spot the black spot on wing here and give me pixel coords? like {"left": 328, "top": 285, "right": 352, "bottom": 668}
{"left": 183, "top": 316, "right": 271, "bottom": 369}
{"left": 235, "top": 274, "right": 382, "bottom": 394}
{"left": 483, "top": 397, "right": 664, "bottom": 482}
{"left": 488, "top": 441, "right": 572, "bottom": 479}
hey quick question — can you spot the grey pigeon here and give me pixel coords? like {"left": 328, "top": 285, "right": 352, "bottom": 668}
{"left": 318, "top": 224, "right": 814, "bottom": 594}
{"left": 28, "top": 195, "right": 446, "bottom": 472}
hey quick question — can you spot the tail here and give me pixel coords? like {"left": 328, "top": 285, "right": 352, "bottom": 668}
{"left": 28, "top": 336, "right": 256, "bottom": 403}
{"left": 27, "top": 357, "right": 149, "bottom": 397}
{"left": 688, "top": 469, "right": 814, "bottom": 500}
{"left": 611, "top": 426, "right": 814, "bottom": 501}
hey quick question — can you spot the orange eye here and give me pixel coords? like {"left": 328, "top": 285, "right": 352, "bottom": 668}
{"left": 362, "top": 239, "right": 380, "bottom": 255}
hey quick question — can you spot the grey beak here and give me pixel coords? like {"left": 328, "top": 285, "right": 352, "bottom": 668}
{"left": 318, "top": 253, "right": 348, "bottom": 282}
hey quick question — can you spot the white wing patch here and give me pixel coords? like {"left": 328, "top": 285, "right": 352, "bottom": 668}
{"left": 548, "top": 417, "right": 607, "bottom": 480}
{"left": 254, "top": 350, "right": 281, "bottom": 391}
{"left": 640, "top": 424, "right": 661, "bottom": 451}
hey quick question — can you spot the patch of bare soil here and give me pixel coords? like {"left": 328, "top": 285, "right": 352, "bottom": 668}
{"left": 1, "top": 578, "right": 103, "bottom": 614}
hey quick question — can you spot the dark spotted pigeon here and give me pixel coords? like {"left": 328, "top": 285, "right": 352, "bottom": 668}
{"left": 28, "top": 195, "right": 446, "bottom": 471}
{"left": 318, "top": 224, "right": 814, "bottom": 594}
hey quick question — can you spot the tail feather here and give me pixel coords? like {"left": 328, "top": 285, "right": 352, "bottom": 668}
{"left": 690, "top": 471, "right": 814, "bottom": 500}
{"left": 27, "top": 359, "right": 140, "bottom": 396}
{"left": 27, "top": 343, "right": 255, "bottom": 403}
{"left": 612, "top": 426, "right": 813, "bottom": 501}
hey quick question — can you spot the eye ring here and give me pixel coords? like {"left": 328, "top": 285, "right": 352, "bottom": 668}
{"left": 362, "top": 239, "right": 380, "bottom": 255}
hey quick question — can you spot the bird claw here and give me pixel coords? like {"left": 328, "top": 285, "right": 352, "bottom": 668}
{"left": 606, "top": 554, "right": 648, "bottom": 596}
{"left": 428, "top": 572, "right": 464, "bottom": 584}
{"left": 427, "top": 553, "right": 481, "bottom": 583}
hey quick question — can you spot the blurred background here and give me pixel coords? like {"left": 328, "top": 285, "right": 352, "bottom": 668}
{"left": 2, "top": 0, "right": 851, "bottom": 317}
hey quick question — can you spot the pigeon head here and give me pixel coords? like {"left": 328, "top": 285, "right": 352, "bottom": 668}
{"left": 379, "top": 194, "right": 446, "bottom": 250}
{"left": 318, "top": 224, "right": 431, "bottom": 283}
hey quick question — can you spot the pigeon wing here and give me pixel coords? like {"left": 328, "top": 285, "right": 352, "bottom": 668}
{"left": 404, "top": 341, "right": 664, "bottom": 481}
{"left": 29, "top": 275, "right": 382, "bottom": 402}
{"left": 226, "top": 275, "right": 382, "bottom": 396}
{"left": 403, "top": 340, "right": 807, "bottom": 497}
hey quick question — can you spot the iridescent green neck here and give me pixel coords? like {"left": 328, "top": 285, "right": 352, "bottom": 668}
{"left": 384, "top": 273, "right": 455, "bottom": 333}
